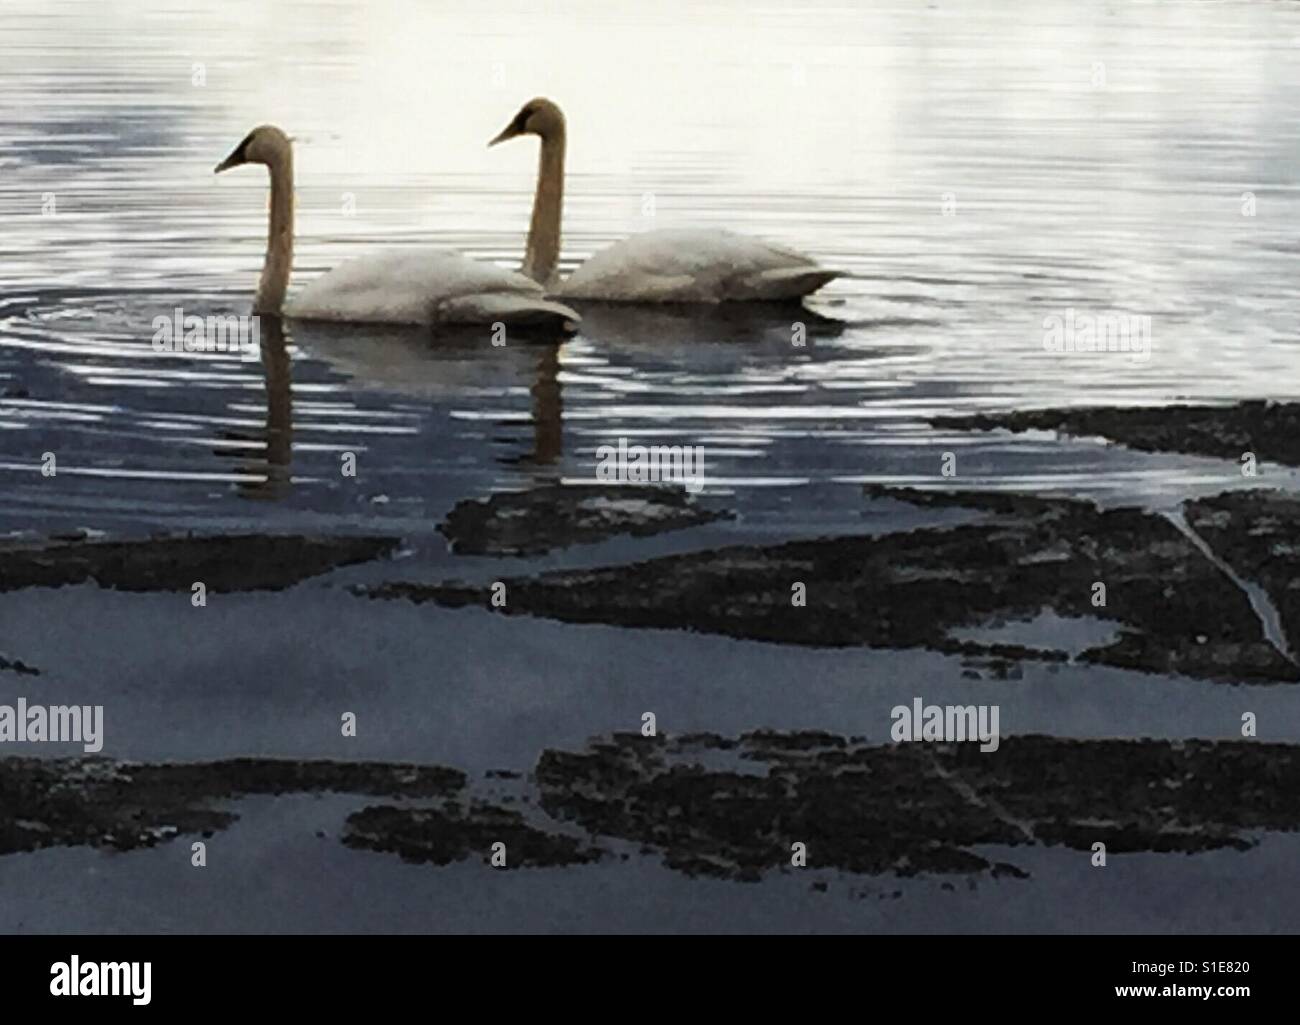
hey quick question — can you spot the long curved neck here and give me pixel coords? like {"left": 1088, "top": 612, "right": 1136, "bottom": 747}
{"left": 256, "top": 150, "right": 294, "bottom": 315}
{"left": 523, "top": 126, "right": 564, "bottom": 288}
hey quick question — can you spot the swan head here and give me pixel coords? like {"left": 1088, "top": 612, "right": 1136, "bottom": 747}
{"left": 489, "top": 98, "right": 564, "bottom": 146}
{"left": 215, "top": 125, "right": 292, "bottom": 173}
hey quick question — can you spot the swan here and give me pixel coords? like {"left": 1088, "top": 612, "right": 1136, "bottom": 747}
{"left": 213, "top": 125, "right": 581, "bottom": 330}
{"left": 488, "top": 98, "right": 840, "bottom": 303}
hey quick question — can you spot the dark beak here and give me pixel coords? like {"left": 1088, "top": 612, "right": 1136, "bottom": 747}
{"left": 488, "top": 124, "right": 520, "bottom": 148}
{"left": 214, "top": 149, "right": 244, "bottom": 174}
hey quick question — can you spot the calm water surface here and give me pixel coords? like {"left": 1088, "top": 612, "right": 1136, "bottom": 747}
{"left": 6, "top": 0, "right": 1300, "bottom": 937}
{"left": 3, "top": 0, "right": 1300, "bottom": 538}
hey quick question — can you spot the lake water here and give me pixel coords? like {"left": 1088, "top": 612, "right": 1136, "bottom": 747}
{"left": 5, "top": 0, "right": 1300, "bottom": 540}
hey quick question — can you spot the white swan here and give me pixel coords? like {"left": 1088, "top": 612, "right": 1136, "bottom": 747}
{"left": 214, "top": 125, "right": 580, "bottom": 330}
{"left": 489, "top": 99, "right": 840, "bottom": 303}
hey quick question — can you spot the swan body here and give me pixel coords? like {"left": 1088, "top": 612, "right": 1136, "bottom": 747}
{"left": 553, "top": 228, "right": 840, "bottom": 303}
{"left": 490, "top": 98, "right": 839, "bottom": 303}
{"left": 215, "top": 125, "right": 579, "bottom": 330}
{"left": 285, "top": 248, "right": 578, "bottom": 327}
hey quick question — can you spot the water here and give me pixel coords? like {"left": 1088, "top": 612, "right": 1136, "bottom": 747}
{"left": 5, "top": 0, "right": 1300, "bottom": 539}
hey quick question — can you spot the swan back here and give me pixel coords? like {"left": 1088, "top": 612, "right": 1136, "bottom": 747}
{"left": 555, "top": 229, "right": 838, "bottom": 303}
{"left": 285, "top": 248, "right": 580, "bottom": 328}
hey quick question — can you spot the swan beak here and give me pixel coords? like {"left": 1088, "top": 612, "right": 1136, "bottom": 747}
{"left": 214, "top": 150, "right": 244, "bottom": 174}
{"left": 487, "top": 125, "right": 518, "bottom": 148}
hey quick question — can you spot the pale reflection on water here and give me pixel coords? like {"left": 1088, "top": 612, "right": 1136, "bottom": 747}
{"left": 3, "top": 0, "right": 1300, "bottom": 537}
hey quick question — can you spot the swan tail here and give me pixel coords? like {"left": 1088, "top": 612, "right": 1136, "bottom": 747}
{"left": 437, "top": 294, "right": 581, "bottom": 331}
{"left": 735, "top": 266, "right": 840, "bottom": 301}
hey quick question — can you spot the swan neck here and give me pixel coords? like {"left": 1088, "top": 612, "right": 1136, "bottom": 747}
{"left": 256, "top": 152, "right": 294, "bottom": 316}
{"left": 523, "top": 129, "right": 564, "bottom": 288}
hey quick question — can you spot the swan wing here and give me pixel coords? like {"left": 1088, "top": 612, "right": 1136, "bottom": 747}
{"left": 732, "top": 266, "right": 843, "bottom": 302}
{"left": 555, "top": 229, "right": 838, "bottom": 303}
{"left": 436, "top": 292, "right": 581, "bottom": 328}
{"left": 286, "top": 248, "right": 571, "bottom": 326}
